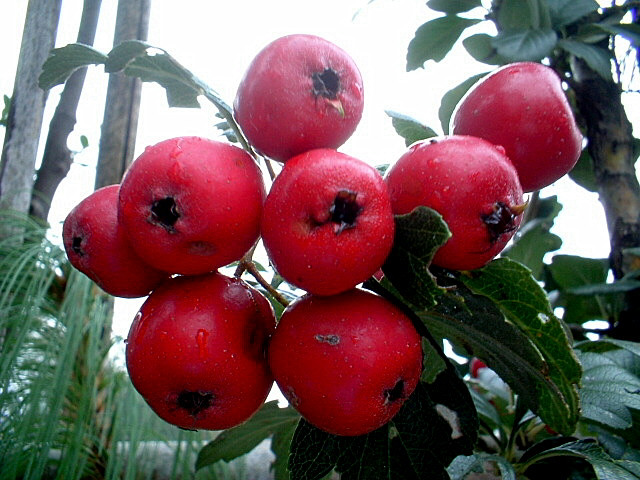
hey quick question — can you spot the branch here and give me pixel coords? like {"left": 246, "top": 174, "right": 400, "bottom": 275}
{"left": 29, "top": 0, "right": 101, "bottom": 222}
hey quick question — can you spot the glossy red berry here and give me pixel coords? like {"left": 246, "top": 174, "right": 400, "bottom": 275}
{"left": 268, "top": 289, "right": 423, "bottom": 436}
{"left": 452, "top": 62, "right": 583, "bottom": 192}
{"left": 385, "top": 135, "right": 525, "bottom": 271}
{"left": 62, "top": 184, "right": 167, "bottom": 298}
{"left": 234, "top": 34, "right": 364, "bottom": 162}
{"left": 125, "top": 272, "right": 276, "bottom": 431}
{"left": 118, "top": 136, "right": 266, "bottom": 275}
{"left": 261, "top": 148, "right": 395, "bottom": 296}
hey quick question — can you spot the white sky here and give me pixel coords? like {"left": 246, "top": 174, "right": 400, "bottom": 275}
{"left": 1, "top": 0, "right": 623, "bottom": 347}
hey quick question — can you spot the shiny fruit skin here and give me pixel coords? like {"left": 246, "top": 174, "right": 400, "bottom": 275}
{"left": 261, "top": 148, "right": 395, "bottom": 296}
{"left": 384, "top": 135, "right": 524, "bottom": 271}
{"left": 452, "top": 62, "right": 583, "bottom": 192}
{"left": 234, "top": 34, "right": 364, "bottom": 162}
{"left": 62, "top": 184, "right": 167, "bottom": 298}
{"left": 268, "top": 289, "right": 423, "bottom": 436}
{"left": 125, "top": 272, "right": 276, "bottom": 431}
{"left": 118, "top": 136, "right": 266, "bottom": 275}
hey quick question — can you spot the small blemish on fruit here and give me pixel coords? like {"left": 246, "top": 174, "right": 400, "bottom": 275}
{"left": 435, "top": 404, "right": 463, "bottom": 439}
{"left": 286, "top": 387, "right": 300, "bottom": 407}
{"left": 188, "top": 241, "right": 216, "bottom": 256}
{"left": 315, "top": 334, "right": 340, "bottom": 345}
{"left": 196, "top": 329, "right": 208, "bottom": 360}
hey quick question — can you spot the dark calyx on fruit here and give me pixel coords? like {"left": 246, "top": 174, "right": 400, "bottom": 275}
{"left": 177, "top": 390, "right": 214, "bottom": 417}
{"left": 72, "top": 236, "right": 84, "bottom": 256}
{"left": 481, "top": 201, "right": 523, "bottom": 243}
{"left": 312, "top": 68, "right": 340, "bottom": 99}
{"left": 330, "top": 190, "right": 362, "bottom": 234}
{"left": 384, "top": 379, "right": 405, "bottom": 404}
{"left": 150, "top": 197, "right": 180, "bottom": 233}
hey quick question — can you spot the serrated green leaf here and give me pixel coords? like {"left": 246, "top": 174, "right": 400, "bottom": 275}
{"left": 122, "top": 51, "right": 202, "bottom": 107}
{"left": 438, "top": 72, "right": 487, "bottom": 134}
{"left": 462, "top": 33, "right": 508, "bottom": 65}
{"left": 547, "top": 0, "right": 599, "bottom": 28}
{"left": 522, "top": 439, "right": 640, "bottom": 480}
{"left": 407, "top": 16, "right": 481, "bottom": 70}
{"left": 491, "top": 28, "right": 558, "bottom": 62}
{"left": 558, "top": 39, "right": 612, "bottom": 81}
{"left": 195, "top": 401, "right": 300, "bottom": 471}
{"left": 288, "top": 420, "right": 342, "bottom": 480}
{"left": 460, "top": 258, "right": 581, "bottom": 434}
{"left": 548, "top": 255, "right": 609, "bottom": 290}
{"left": 385, "top": 110, "right": 438, "bottom": 146}
{"left": 381, "top": 207, "right": 451, "bottom": 309}
{"left": 421, "top": 283, "right": 565, "bottom": 431}
{"left": 576, "top": 350, "right": 640, "bottom": 430}
{"left": 427, "top": 0, "right": 482, "bottom": 14}
{"left": 39, "top": 43, "right": 107, "bottom": 90}
{"left": 104, "top": 39, "right": 152, "bottom": 72}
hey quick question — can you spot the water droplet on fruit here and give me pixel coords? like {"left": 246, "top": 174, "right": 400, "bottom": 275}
{"left": 196, "top": 329, "right": 208, "bottom": 360}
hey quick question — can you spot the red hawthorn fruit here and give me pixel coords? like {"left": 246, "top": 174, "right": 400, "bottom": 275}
{"left": 62, "top": 184, "right": 167, "bottom": 298}
{"left": 118, "top": 136, "right": 266, "bottom": 275}
{"left": 261, "top": 148, "right": 395, "bottom": 296}
{"left": 234, "top": 34, "right": 364, "bottom": 162}
{"left": 268, "top": 289, "right": 423, "bottom": 436}
{"left": 384, "top": 135, "right": 525, "bottom": 271}
{"left": 125, "top": 272, "right": 276, "bottom": 431}
{"left": 452, "top": 62, "right": 583, "bottom": 192}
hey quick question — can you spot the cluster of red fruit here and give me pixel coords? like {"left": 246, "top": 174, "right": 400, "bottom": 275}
{"left": 62, "top": 34, "right": 582, "bottom": 437}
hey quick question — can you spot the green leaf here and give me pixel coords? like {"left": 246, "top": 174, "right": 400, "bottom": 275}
{"left": 79, "top": 135, "right": 89, "bottom": 149}
{"left": 407, "top": 16, "right": 482, "bottom": 70}
{"left": 385, "top": 110, "right": 438, "bottom": 146}
{"left": 39, "top": 43, "right": 107, "bottom": 90}
{"left": 448, "top": 453, "right": 517, "bottom": 480}
{"left": 496, "top": 0, "right": 552, "bottom": 30}
{"left": 272, "top": 418, "right": 299, "bottom": 480}
{"left": 491, "top": 28, "right": 558, "bottom": 62}
{"left": 381, "top": 207, "right": 451, "bottom": 309}
{"left": 547, "top": 0, "right": 599, "bottom": 28}
{"left": 596, "top": 23, "right": 640, "bottom": 48}
{"left": 460, "top": 258, "right": 582, "bottom": 434}
{"left": 569, "top": 148, "right": 598, "bottom": 192}
{"left": 576, "top": 350, "right": 640, "bottom": 430}
{"left": 462, "top": 33, "right": 508, "bottom": 65}
{"left": 575, "top": 339, "right": 640, "bottom": 435}
{"left": 438, "top": 72, "right": 487, "bottom": 134}
{"left": 421, "top": 281, "right": 567, "bottom": 433}
{"left": 195, "top": 401, "right": 300, "bottom": 471}
{"left": 503, "top": 195, "right": 564, "bottom": 279}
{"left": 546, "top": 254, "right": 619, "bottom": 324}
{"left": 558, "top": 39, "right": 612, "bottom": 81}
{"left": 522, "top": 439, "right": 640, "bottom": 479}
{"left": 427, "top": 0, "right": 482, "bottom": 14}
{"left": 108, "top": 41, "right": 202, "bottom": 108}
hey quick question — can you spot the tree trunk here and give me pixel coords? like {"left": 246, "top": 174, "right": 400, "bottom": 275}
{"left": 29, "top": 0, "right": 102, "bottom": 223}
{"left": 0, "top": 0, "right": 62, "bottom": 227}
{"left": 571, "top": 59, "right": 640, "bottom": 340}
{"left": 94, "top": 0, "right": 151, "bottom": 189}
